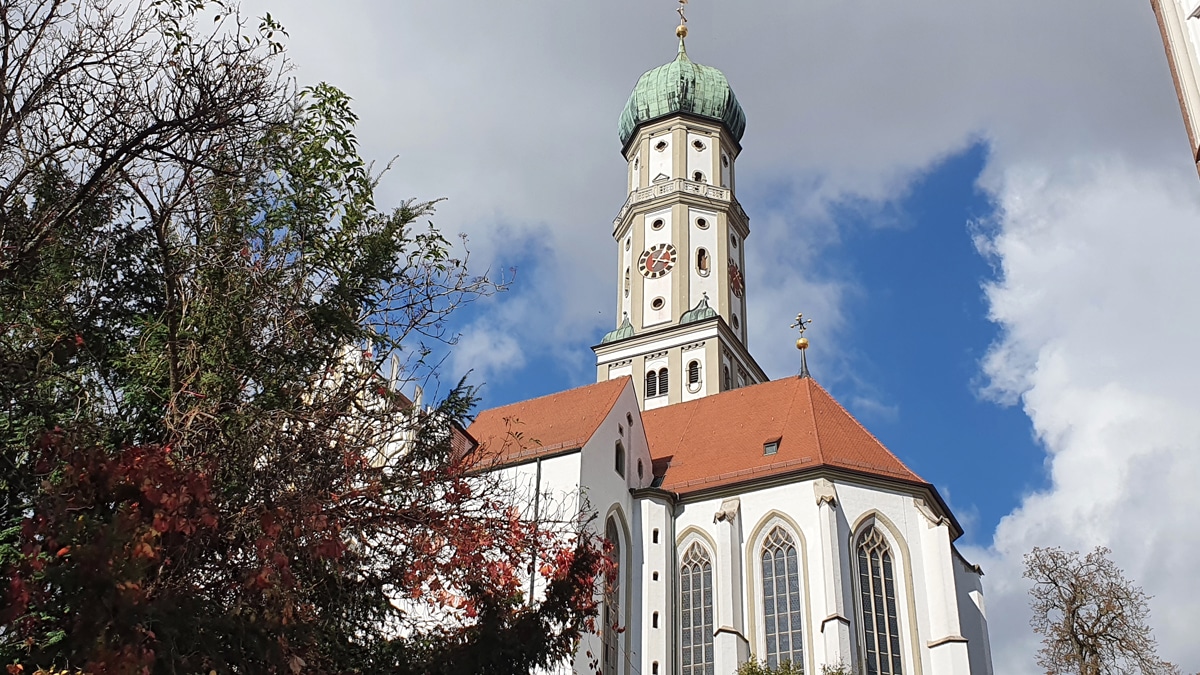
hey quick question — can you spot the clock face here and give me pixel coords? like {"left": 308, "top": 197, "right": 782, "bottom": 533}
{"left": 728, "top": 259, "right": 745, "bottom": 298}
{"left": 638, "top": 243, "right": 678, "bottom": 279}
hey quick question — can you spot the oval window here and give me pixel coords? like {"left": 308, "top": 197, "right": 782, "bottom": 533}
{"left": 731, "top": 235, "right": 739, "bottom": 248}
{"left": 722, "top": 154, "right": 730, "bottom": 167}
{"left": 652, "top": 218, "right": 665, "bottom": 231}
{"left": 651, "top": 297, "right": 665, "bottom": 311}
{"left": 695, "top": 217, "right": 709, "bottom": 230}
{"left": 692, "top": 139, "right": 706, "bottom": 151}
{"left": 655, "top": 140, "right": 668, "bottom": 152}
{"left": 732, "top": 314, "right": 741, "bottom": 331}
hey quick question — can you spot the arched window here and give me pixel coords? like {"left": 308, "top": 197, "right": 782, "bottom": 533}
{"left": 856, "top": 527, "right": 903, "bottom": 675}
{"left": 723, "top": 365, "right": 731, "bottom": 390}
{"left": 687, "top": 360, "right": 701, "bottom": 387}
{"left": 658, "top": 368, "right": 669, "bottom": 396}
{"left": 604, "top": 519, "right": 622, "bottom": 675}
{"left": 645, "top": 370, "right": 658, "bottom": 398}
{"left": 680, "top": 543, "right": 714, "bottom": 675}
{"left": 624, "top": 267, "right": 630, "bottom": 297}
{"left": 761, "top": 527, "right": 804, "bottom": 668}
{"left": 696, "top": 248, "right": 711, "bottom": 276}
{"left": 614, "top": 440, "right": 625, "bottom": 478}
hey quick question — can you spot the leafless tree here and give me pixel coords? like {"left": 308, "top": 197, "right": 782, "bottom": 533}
{"left": 1024, "top": 546, "right": 1182, "bottom": 675}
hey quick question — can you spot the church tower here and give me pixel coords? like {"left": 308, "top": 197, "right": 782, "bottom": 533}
{"left": 594, "top": 29, "right": 768, "bottom": 410}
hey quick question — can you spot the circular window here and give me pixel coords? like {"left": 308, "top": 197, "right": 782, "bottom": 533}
{"left": 655, "top": 140, "right": 668, "bottom": 152}
{"left": 651, "top": 218, "right": 665, "bottom": 231}
{"left": 651, "top": 297, "right": 666, "bottom": 311}
{"left": 692, "top": 139, "right": 706, "bottom": 151}
{"left": 695, "top": 217, "right": 709, "bottom": 230}
{"left": 732, "top": 315, "right": 741, "bottom": 331}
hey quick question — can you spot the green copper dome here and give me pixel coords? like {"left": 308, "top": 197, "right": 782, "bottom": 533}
{"left": 618, "top": 40, "right": 747, "bottom": 148}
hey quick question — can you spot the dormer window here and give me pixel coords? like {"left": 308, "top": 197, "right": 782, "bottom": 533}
{"left": 764, "top": 440, "right": 780, "bottom": 456}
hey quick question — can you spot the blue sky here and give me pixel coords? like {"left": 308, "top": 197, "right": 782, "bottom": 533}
{"left": 243, "top": 1, "right": 1200, "bottom": 670}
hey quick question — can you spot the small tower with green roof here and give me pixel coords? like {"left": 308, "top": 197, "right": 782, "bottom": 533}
{"left": 594, "top": 18, "right": 767, "bottom": 410}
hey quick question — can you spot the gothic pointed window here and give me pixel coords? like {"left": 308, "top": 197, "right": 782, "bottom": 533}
{"left": 856, "top": 527, "right": 904, "bottom": 675}
{"left": 680, "top": 543, "right": 714, "bottom": 675}
{"left": 646, "top": 370, "right": 658, "bottom": 398}
{"left": 658, "top": 368, "right": 669, "bottom": 396}
{"left": 761, "top": 527, "right": 804, "bottom": 668}
{"left": 604, "top": 518, "right": 622, "bottom": 675}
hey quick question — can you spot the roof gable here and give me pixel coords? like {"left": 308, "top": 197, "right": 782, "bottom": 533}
{"left": 642, "top": 377, "right": 923, "bottom": 494}
{"left": 467, "top": 378, "right": 631, "bottom": 466}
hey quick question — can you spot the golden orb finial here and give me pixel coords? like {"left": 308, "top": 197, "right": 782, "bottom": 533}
{"left": 676, "top": 24, "right": 689, "bottom": 39}
{"left": 790, "top": 313, "right": 814, "bottom": 378}
{"left": 676, "top": 0, "right": 689, "bottom": 40}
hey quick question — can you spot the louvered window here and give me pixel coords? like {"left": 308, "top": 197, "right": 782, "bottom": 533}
{"left": 856, "top": 527, "right": 903, "bottom": 675}
{"left": 680, "top": 544, "right": 714, "bottom": 675}
{"left": 688, "top": 361, "right": 701, "bottom": 385}
{"left": 761, "top": 528, "right": 804, "bottom": 668}
{"left": 645, "top": 370, "right": 658, "bottom": 398}
{"left": 604, "top": 519, "right": 622, "bottom": 675}
{"left": 658, "top": 368, "right": 669, "bottom": 395}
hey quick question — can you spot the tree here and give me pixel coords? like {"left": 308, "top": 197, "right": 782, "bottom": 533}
{"left": 1024, "top": 546, "right": 1180, "bottom": 675}
{"left": 0, "top": 2, "right": 607, "bottom": 673}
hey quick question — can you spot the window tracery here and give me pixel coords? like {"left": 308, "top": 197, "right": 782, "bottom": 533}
{"left": 761, "top": 527, "right": 804, "bottom": 668}
{"left": 604, "top": 518, "right": 622, "bottom": 675}
{"left": 855, "top": 526, "right": 904, "bottom": 675}
{"left": 680, "top": 543, "right": 714, "bottom": 675}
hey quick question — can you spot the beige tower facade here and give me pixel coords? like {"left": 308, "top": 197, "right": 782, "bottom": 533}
{"left": 594, "top": 41, "right": 767, "bottom": 410}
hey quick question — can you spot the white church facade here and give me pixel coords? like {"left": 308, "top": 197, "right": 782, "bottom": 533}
{"left": 466, "top": 22, "right": 994, "bottom": 675}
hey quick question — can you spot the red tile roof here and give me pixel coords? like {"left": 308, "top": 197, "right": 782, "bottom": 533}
{"left": 468, "top": 378, "right": 630, "bottom": 466}
{"left": 643, "top": 376, "right": 924, "bottom": 494}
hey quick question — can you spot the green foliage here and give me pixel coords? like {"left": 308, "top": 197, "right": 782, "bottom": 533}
{"left": 0, "top": 2, "right": 598, "bottom": 674}
{"left": 738, "top": 658, "right": 806, "bottom": 675}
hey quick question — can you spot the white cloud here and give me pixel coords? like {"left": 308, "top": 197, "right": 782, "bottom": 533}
{"left": 236, "top": 0, "right": 1200, "bottom": 669}
{"left": 964, "top": 159, "right": 1200, "bottom": 670}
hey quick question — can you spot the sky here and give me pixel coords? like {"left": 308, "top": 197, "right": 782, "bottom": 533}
{"left": 238, "top": 0, "right": 1200, "bottom": 671}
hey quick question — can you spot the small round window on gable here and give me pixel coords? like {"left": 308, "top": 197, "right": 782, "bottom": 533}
{"left": 655, "top": 140, "right": 668, "bottom": 152}
{"left": 651, "top": 297, "right": 665, "bottom": 311}
{"left": 692, "top": 139, "right": 706, "bottom": 151}
{"left": 695, "top": 217, "right": 709, "bottom": 230}
{"left": 651, "top": 218, "right": 665, "bottom": 231}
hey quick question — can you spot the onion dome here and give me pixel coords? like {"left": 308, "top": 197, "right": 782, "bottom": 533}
{"left": 618, "top": 40, "right": 747, "bottom": 148}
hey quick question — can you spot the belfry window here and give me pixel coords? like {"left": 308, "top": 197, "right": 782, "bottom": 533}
{"left": 856, "top": 527, "right": 904, "bottom": 675}
{"left": 645, "top": 370, "right": 658, "bottom": 398}
{"left": 696, "top": 248, "right": 710, "bottom": 276}
{"left": 658, "top": 368, "right": 669, "bottom": 396}
{"left": 604, "top": 519, "right": 622, "bottom": 675}
{"left": 761, "top": 527, "right": 804, "bottom": 668}
{"left": 687, "top": 360, "right": 701, "bottom": 391}
{"left": 680, "top": 543, "right": 715, "bottom": 675}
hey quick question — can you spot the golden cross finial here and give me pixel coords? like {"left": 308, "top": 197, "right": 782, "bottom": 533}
{"left": 791, "top": 313, "right": 814, "bottom": 378}
{"left": 676, "top": 0, "right": 689, "bottom": 39}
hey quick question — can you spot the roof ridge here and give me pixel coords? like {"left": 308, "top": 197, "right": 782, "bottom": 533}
{"left": 802, "top": 377, "right": 824, "bottom": 466}
{"left": 476, "top": 377, "right": 627, "bottom": 416}
{"left": 581, "top": 377, "right": 632, "bottom": 447}
{"left": 808, "top": 378, "right": 922, "bottom": 480}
